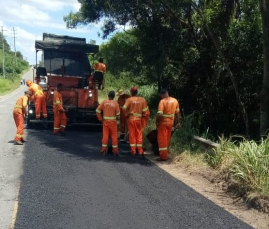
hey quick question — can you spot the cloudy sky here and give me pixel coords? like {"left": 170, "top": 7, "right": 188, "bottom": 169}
{"left": 0, "top": 0, "right": 108, "bottom": 65}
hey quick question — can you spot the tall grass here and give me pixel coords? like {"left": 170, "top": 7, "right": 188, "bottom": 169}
{"left": 206, "top": 137, "right": 269, "bottom": 199}
{"left": 205, "top": 136, "right": 235, "bottom": 169}
{"left": 228, "top": 139, "right": 269, "bottom": 198}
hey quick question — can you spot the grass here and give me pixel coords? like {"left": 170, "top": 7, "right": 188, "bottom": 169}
{"left": 0, "top": 68, "right": 29, "bottom": 96}
{"left": 0, "top": 76, "right": 21, "bottom": 95}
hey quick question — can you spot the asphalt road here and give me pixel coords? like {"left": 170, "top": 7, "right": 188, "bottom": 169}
{"left": 1, "top": 70, "right": 253, "bottom": 229}
{"left": 0, "top": 69, "right": 33, "bottom": 229}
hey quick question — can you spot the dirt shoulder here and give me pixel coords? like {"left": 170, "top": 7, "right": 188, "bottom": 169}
{"left": 144, "top": 151, "right": 269, "bottom": 229}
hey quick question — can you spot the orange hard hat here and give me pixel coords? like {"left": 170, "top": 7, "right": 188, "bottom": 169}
{"left": 26, "top": 80, "right": 32, "bottom": 86}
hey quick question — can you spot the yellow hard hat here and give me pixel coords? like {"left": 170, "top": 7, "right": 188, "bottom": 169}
{"left": 116, "top": 89, "right": 126, "bottom": 96}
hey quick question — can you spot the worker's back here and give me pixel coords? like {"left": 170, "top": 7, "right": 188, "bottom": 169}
{"left": 124, "top": 96, "right": 147, "bottom": 120}
{"left": 158, "top": 97, "right": 179, "bottom": 125}
{"left": 100, "top": 100, "right": 119, "bottom": 120}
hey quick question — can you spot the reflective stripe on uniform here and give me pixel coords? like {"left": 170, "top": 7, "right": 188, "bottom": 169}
{"left": 53, "top": 101, "right": 62, "bottom": 105}
{"left": 130, "top": 144, "right": 136, "bottom": 147}
{"left": 123, "top": 105, "right": 128, "bottom": 109}
{"left": 137, "top": 144, "right": 142, "bottom": 147}
{"left": 112, "top": 145, "right": 118, "bottom": 148}
{"left": 15, "top": 105, "right": 22, "bottom": 108}
{"left": 176, "top": 108, "right": 179, "bottom": 112}
{"left": 116, "top": 112, "right": 120, "bottom": 116}
{"left": 34, "top": 90, "right": 43, "bottom": 96}
{"left": 129, "top": 113, "right": 142, "bottom": 117}
{"left": 54, "top": 127, "right": 60, "bottom": 130}
{"left": 159, "top": 147, "right": 167, "bottom": 151}
{"left": 103, "top": 116, "right": 116, "bottom": 120}
{"left": 102, "top": 144, "right": 107, "bottom": 147}
{"left": 16, "top": 134, "right": 23, "bottom": 137}
{"left": 162, "top": 114, "right": 174, "bottom": 117}
{"left": 60, "top": 125, "right": 66, "bottom": 128}
{"left": 142, "top": 107, "right": 148, "bottom": 112}
{"left": 96, "top": 109, "right": 101, "bottom": 113}
{"left": 157, "top": 111, "right": 163, "bottom": 114}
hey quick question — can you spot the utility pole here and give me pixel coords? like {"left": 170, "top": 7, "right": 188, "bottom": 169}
{"left": 12, "top": 27, "right": 17, "bottom": 66}
{"left": 1, "top": 26, "right": 6, "bottom": 78}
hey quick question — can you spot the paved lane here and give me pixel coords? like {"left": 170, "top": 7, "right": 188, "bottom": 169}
{"left": 0, "top": 70, "right": 33, "bottom": 229}
{"left": 14, "top": 127, "right": 253, "bottom": 229}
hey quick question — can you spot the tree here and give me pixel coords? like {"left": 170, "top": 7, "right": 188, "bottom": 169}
{"left": 259, "top": 0, "right": 269, "bottom": 135}
{"left": 64, "top": 0, "right": 263, "bottom": 138}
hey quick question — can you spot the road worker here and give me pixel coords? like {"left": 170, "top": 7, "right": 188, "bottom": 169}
{"left": 53, "top": 83, "right": 67, "bottom": 136}
{"left": 117, "top": 89, "right": 131, "bottom": 139}
{"left": 13, "top": 91, "right": 32, "bottom": 145}
{"left": 156, "top": 89, "right": 180, "bottom": 161}
{"left": 123, "top": 86, "right": 149, "bottom": 156}
{"left": 26, "top": 80, "right": 47, "bottom": 120}
{"left": 96, "top": 91, "right": 120, "bottom": 156}
{"left": 93, "top": 58, "right": 106, "bottom": 89}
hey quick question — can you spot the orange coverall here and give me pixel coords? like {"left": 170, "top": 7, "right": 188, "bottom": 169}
{"left": 117, "top": 94, "right": 131, "bottom": 135}
{"left": 94, "top": 62, "right": 106, "bottom": 88}
{"left": 94, "top": 62, "right": 106, "bottom": 74}
{"left": 28, "top": 82, "right": 47, "bottom": 119}
{"left": 13, "top": 95, "right": 28, "bottom": 142}
{"left": 156, "top": 97, "right": 180, "bottom": 160}
{"left": 123, "top": 96, "right": 149, "bottom": 155}
{"left": 96, "top": 100, "right": 120, "bottom": 154}
{"left": 53, "top": 90, "right": 67, "bottom": 134}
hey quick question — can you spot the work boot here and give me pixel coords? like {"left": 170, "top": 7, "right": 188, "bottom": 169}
{"left": 21, "top": 139, "right": 27, "bottom": 143}
{"left": 14, "top": 141, "right": 23, "bottom": 145}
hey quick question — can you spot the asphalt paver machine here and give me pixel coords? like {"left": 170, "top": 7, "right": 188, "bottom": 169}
{"left": 27, "top": 33, "right": 101, "bottom": 128}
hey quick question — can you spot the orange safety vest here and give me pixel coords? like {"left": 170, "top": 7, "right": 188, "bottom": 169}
{"left": 118, "top": 94, "right": 131, "bottom": 108}
{"left": 28, "top": 83, "right": 44, "bottom": 98}
{"left": 123, "top": 96, "right": 149, "bottom": 120}
{"left": 13, "top": 95, "right": 28, "bottom": 114}
{"left": 53, "top": 91, "right": 64, "bottom": 111}
{"left": 157, "top": 97, "right": 180, "bottom": 125}
{"left": 94, "top": 62, "right": 106, "bottom": 73}
{"left": 96, "top": 100, "right": 120, "bottom": 121}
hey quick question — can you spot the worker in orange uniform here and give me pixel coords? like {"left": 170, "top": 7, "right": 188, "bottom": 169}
{"left": 123, "top": 86, "right": 149, "bottom": 156}
{"left": 13, "top": 91, "right": 32, "bottom": 145}
{"left": 53, "top": 83, "right": 67, "bottom": 136}
{"left": 116, "top": 89, "right": 131, "bottom": 139}
{"left": 93, "top": 58, "right": 106, "bottom": 89}
{"left": 96, "top": 91, "right": 120, "bottom": 156}
{"left": 26, "top": 80, "right": 47, "bottom": 120}
{"left": 156, "top": 89, "right": 180, "bottom": 161}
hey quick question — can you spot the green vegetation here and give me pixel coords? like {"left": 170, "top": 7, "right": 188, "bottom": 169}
{"left": 205, "top": 137, "right": 269, "bottom": 200}
{"left": 0, "top": 32, "right": 29, "bottom": 95}
{"left": 69, "top": 0, "right": 269, "bottom": 205}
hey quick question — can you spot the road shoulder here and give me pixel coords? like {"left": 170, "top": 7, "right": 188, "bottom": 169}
{"left": 144, "top": 151, "right": 269, "bottom": 229}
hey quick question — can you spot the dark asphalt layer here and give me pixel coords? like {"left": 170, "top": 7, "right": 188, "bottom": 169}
{"left": 14, "top": 126, "right": 253, "bottom": 229}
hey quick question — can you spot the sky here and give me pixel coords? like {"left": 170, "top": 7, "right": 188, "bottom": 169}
{"left": 0, "top": 0, "right": 108, "bottom": 65}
